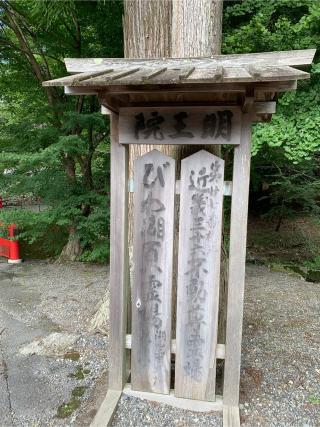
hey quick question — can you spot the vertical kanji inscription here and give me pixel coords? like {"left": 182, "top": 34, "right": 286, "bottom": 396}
{"left": 131, "top": 149, "right": 175, "bottom": 394}
{"left": 175, "top": 150, "right": 225, "bottom": 401}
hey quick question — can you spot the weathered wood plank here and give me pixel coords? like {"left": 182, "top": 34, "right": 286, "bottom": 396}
{"left": 90, "top": 389, "right": 122, "bottom": 427}
{"left": 248, "top": 64, "right": 309, "bottom": 81}
{"left": 44, "top": 68, "right": 113, "bottom": 86}
{"left": 64, "top": 49, "right": 316, "bottom": 73}
{"left": 131, "top": 149, "right": 175, "bottom": 394}
{"left": 179, "top": 67, "right": 195, "bottom": 80}
{"left": 175, "top": 150, "right": 225, "bottom": 401}
{"left": 45, "top": 65, "right": 309, "bottom": 87}
{"left": 223, "top": 67, "right": 253, "bottom": 82}
{"left": 125, "top": 334, "right": 226, "bottom": 359}
{"left": 128, "top": 178, "right": 232, "bottom": 196}
{"left": 142, "top": 67, "right": 167, "bottom": 80}
{"left": 123, "top": 384, "right": 223, "bottom": 413}
{"left": 253, "top": 101, "right": 276, "bottom": 114}
{"left": 185, "top": 67, "right": 223, "bottom": 83}
{"left": 108, "top": 114, "right": 129, "bottom": 391}
{"left": 64, "top": 86, "right": 98, "bottom": 95}
{"left": 223, "top": 113, "right": 252, "bottom": 407}
{"left": 223, "top": 405, "right": 240, "bottom": 427}
{"left": 119, "top": 106, "right": 242, "bottom": 146}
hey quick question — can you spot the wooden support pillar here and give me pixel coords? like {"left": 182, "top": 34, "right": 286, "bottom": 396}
{"left": 223, "top": 112, "right": 252, "bottom": 426}
{"left": 108, "top": 113, "right": 129, "bottom": 390}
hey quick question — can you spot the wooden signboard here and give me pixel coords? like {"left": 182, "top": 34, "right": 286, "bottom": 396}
{"left": 131, "top": 149, "right": 175, "bottom": 394}
{"left": 119, "top": 106, "right": 242, "bottom": 145}
{"left": 175, "top": 150, "right": 225, "bottom": 401}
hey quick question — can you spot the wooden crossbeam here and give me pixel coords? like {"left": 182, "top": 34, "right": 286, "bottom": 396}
{"left": 128, "top": 178, "right": 232, "bottom": 196}
{"left": 125, "top": 334, "right": 226, "bottom": 359}
{"left": 123, "top": 384, "right": 223, "bottom": 413}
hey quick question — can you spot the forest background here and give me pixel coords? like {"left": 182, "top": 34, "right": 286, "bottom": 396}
{"left": 0, "top": 0, "right": 319, "bottom": 275}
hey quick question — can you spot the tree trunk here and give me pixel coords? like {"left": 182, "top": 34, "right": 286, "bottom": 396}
{"left": 58, "top": 227, "right": 82, "bottom": 262}
{"left": 92, "top": 0, "right": 227, "bottom": 339}
{"left": 123, "top": 0, "right": 226, "bottom": 342}
{"left": 171, "top": 0, "right": 227, "bottom": 344}
{"left": 171, "top": 0, "right": 222, "bottom": 57}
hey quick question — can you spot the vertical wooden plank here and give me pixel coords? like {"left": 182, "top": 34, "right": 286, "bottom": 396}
{"left": 175, "top": 150, "right": 225, "bottom": 401}
{"left": 108, "top": 114, "right": 129, "bottom": 391}
{"left": 223, "top": 113, "right": 252, "bottom": 409}
{"left": 131, "top": 149, "right": 175, "bottom": 394}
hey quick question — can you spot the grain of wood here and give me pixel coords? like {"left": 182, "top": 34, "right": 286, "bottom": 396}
{"left": 125, "top": 334, "right": 226, "bottom": 359}
{"left": 175, "top": 150, "right": 225, "bottom": 401}
{"left": 223, "top": 113, "right": 252, "bottom": 406}
{"left": 131, "top": 150, "right": 175, "bottom": 394}
{"left": 172, "top": 0, "right": 221, "bottom": 58}
{"left": 223, "top": 405, "right": 240, "bottom": 427}
{"left": 123, "top": 384, "right": 223, "bottom": 412}
{"left": 63, "top": 49, "right": 316, "bottom": 73}
{"left": 108, "top": 114, "right": 129, "bottom": 391}
{"left": 123, "top": 0, "right": 172, "bottom": 59}
{"left": 45, "top": 64, "right": 309, "bottom": 87}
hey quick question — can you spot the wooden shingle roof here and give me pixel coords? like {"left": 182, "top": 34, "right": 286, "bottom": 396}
{"left": 43, "top": 49, "right": 315, "bottom": 88}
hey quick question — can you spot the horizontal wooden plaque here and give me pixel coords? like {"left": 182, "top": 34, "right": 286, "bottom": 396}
{"left": 119, "top": 106, "right": 242, "bottom": 145}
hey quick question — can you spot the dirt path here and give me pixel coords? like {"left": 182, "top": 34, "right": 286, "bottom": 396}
{"left": 0, "top": 260, "right": 108, "bottom": 427}
{"left": 0, "top": 261, "right": 319, "bottom": 426}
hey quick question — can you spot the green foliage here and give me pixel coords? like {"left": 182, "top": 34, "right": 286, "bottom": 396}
{"left": 0, "top": 0, "right": 122, "bottom": 261}
{"left": 223, "top": 0, "right": 320, "bottom": 222}
{"left": 1, "top": 0, "right": 320, "bottom": 263}
{"left": 303, "top": 255, "right": 320, "bottom": 270}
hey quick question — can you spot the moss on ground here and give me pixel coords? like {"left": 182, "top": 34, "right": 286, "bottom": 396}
{"left": 57, "top": 398, "right": 81, "bottom": 418}
{"left": 68, "top": 365, "right": 90, "bottom": 380}
{"left": 72, "top": 386, "right": 86, "bottom": 398}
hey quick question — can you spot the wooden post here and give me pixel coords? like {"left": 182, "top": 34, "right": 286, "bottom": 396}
{"left": 108, "top": 113, "right": 129, "bottom": 390}
{"left": 223, "top": 112, "right": 252, "bottom": 425}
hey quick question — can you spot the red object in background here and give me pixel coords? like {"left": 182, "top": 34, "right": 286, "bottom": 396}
{"left": 0, "top": 197, "right": 3, "bottom": 209}
{"left": 0, "top": 224, "right": 22, "bottom": 263}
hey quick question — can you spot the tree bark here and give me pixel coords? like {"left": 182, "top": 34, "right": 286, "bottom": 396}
{"left": 123, "top": 2, "right": 177, "bottom": 336}
{"left": 171, "top": 0, "right": 223, "bottom": 57}
{"left": 123, "top": 0, "right": 227, "bottom": 342}
{"left": 58, "top": 226, "right": 82, "bottom": 262}
{"left": 171, "top": 1, "right": 227, "bottom": 344}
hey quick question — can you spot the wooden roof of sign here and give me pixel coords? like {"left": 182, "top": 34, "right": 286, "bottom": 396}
{"left": 44, "top": 49, "right": 315, "bottom": 87}
{"left": 43, "top": 49, "right": 316, "bottom": 119}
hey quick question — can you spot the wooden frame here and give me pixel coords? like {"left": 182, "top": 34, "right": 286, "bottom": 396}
{"left": 91, "top": 106, "right": 253, "bottom": 427}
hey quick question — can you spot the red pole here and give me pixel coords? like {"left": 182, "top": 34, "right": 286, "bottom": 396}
{"left": 8, "top": 224, "right": 22, "bottom": 264}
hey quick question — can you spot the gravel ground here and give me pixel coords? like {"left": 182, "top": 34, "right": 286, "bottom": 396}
{"left": 112, "top": 265, "right": 320, "bottom": 427}
{"left": 0, "top": 260, "right": 109, "bottom": 427}
{"left": 1, "top": 261, "right": 319, "bottom": 426}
